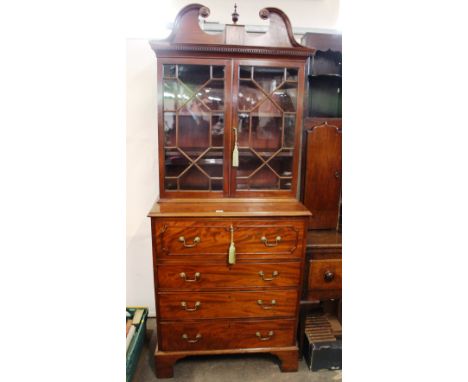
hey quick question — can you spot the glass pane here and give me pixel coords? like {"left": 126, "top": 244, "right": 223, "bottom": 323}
{"left": 284, "top": 114, "right": 296, "bottom": 147}
{"left": 236, "top": 178, "right": 249, "bottom": 190}
{"left": 254, "top": 98, "right": 282, "bottom": 116}
{"left": 178, "top": 65, "right": 211, "bottom": 91}
{"left": 251, "top": 115, "right": 282, "bottom": 157}
{"left": 211, "top": 179, "right": 223, "bottom": 191}
{"left": 238, "top": 80, "right": 265, "bottom": 111}
{"left": 269, "top": 150, "right": 293, "bottom": 177}
{"left": 196, "top": 80, "right": 224, "bottom": 111}
{"left": 280, "top": 178, "right": 293, "bottom": 190}
{"left": 164, "top": 178, "right": 178, "bottom": 190}
{"left": 272, "top": 83, "right": 297, "bottom": 112}
{"left": 198, "top": 149, "right": 223, "bottom": 178}
{"left": 237, "top": 113, "right": 249, "bottom": 147}
{"left": 286, "top": 68, "right": 298, "bottom": 81}
{"left": 165, "top": 149, "right": 190, "bottom": 177}
{"left": 164, "top": 112, "right": 176, "bottom": 146}
{"left": 237, "top": 149, "right": 263, "bottom": 178}
{"left": 163, "top": 64, "right": 176, "bottom": 78}
{"left": 163, "top": 80, "right": 192, "bottom": 111}
{"left": 178, "top": 98, "right": 210, "bottom": 158}
{"left": 239, "top": 66, "right": 252, "bottom": 79}
{"left": 212, "top": 66, "right": 224, "bottom": 79}
{"left": 249, "top": 166, "right": 279, "bottom": 190}
{"left": 179, "top": 166, "right": 209, "bottom": 190}
{"left": 211, "top": 114, "right": 224, "bottom": 147}
{"left": 253, "top": 67, "right": 284, "bottom": 93}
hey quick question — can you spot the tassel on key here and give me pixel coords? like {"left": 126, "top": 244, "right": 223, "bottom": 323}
{"left": 232, "top": 127, "right": 239, "bottom": 167}
{"left": 228, "top": 224, "right": 236, "bottom": 264}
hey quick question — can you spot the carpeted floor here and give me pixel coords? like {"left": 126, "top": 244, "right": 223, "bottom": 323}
{"left": 131, "top": 318, "right": 342, "bottom": 382}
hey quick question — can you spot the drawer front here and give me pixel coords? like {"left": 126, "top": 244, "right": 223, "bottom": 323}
{"left": 157, "top": 262, "right": 301, "bottom": 290}
{"left": 154, "top": 220, "right": 304, "bottom": 259}
{"left": 308, "top": 259, "right": 342, "bottom": 291}
{"left": 157, "top": 290, "right": 298, "bottom": 320}
{"left": 159, "top": 318, "right": 296, "bottom": 351}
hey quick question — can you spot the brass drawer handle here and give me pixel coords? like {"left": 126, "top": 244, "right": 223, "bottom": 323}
{"left": 256, "top": 331, "right": 274, "bottom": 341}
{"left": 260, "top": 236, "right": 282, "bottom": 247}
{"left": 257, "top": 299, "right": 277, "bottom": 309}
{"left": 178, "top": 236, "right": 201, "bottom": 248}
{"left": 180, "top": 301, "right": 201, "bottom": 311}
{"left": 258, "top": 270, "right": 279, "bottom": 281}
{"left": 179, "top": 272, "right": 201, "bottom": 282}
{"left": 182, "top": 333, "right": 202, "bottom": 343}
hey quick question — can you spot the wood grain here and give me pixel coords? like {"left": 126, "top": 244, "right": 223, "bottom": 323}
{"left": 157, "top": 262, "right": 301, "bottom": 290}
{"left": 159, "top": 318, "right": 296, "bottom": 351}
{"left": 157, "top": 290, "right": 298, "bottom": 320}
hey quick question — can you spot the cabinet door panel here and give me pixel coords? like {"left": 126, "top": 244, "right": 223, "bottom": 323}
{"left": 231, "top": 61, "right": 305, "bottom": 197}
{"left": 303, "top": 120, "right": 342, "bottom": 229}
{"left": 159, "top": 59, "right": 231, "bottom": 197}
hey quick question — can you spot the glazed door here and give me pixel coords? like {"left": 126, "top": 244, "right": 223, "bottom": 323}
{"left": 230, "top": 60, "right": 305, "bottom": 197}
{"left": 158, "top": 59, "right": 232, "bottom": 197}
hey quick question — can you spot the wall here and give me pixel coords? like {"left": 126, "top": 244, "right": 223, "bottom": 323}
{"left": 126, "top": 0, "right": 340, "bottom": 315}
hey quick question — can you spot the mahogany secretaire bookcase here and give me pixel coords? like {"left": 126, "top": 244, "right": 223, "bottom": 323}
{"left": 147, "top": 4, "right": 314, "bottom": 378}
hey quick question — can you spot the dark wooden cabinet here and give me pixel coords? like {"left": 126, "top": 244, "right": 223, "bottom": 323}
{"left": 303, "top": 118, "right": 342, "bottom": 229}
{"left": 148, "top": 4, "right": 314, "bottom": 378}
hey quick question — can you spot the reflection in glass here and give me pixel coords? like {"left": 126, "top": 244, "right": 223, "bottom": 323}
{"left": 286, "top": 68, "right": 298, "bottom": 81}
{"left": 199, "top": 149, "right": 223, "bottom": 178}
{"left": 284, "top": 114, "right": 296, "bottom": 147}
{"left": 272, "top": 83, "right": 297, "bottom": 112}
{"left": 179, "top": 166, "right": 209, "bottom": 190}
{"left": 164, "top": 112, "right": 176, "bottom": 146}
{"left": 254, "top": 67, "right": 284, "bottom": 93}
{"left": 269, "top": 150, "right": 293, "bottom": 176}
{"left": 280, "top": 178, "right": 293, "bottom": 190}
{"left": 238, "top": 80, "right": 265, "bottom": 111}
{"left": 211, "top": 114, "right": 224, "bottom": 147}
{"left": 163, "top": 80, "right": 192, "bottom": 110}
{"left": 164, "top": 178, "right": 178, "bottom": 190}
{"left": 237, "top": 113, "right": 250, "bottom": 147}
{"left": 165, "top": 149, "right": 190, "bottom": 177}
{"left": 239, "top": 66, "right": 252, "bottom": 79}
{"left": 163, "top": 64, "right": 176, "bottom": 78}
{"left": 197, "top": 80, "right": 224, "bottom": 111}
{"left": 249, "top": 166, "right": 278, "bottom": 190}
{"left": 178, "top": 65, "right": 210, "bottom": 91}
{"left": 251, "top": 115, "right": 282, "bottom": 157}
{"left": 212, "top": 66, "right": 225, "bottom": 79}
{"left": 237, "top": 149, "right": 262, "bottom": 177}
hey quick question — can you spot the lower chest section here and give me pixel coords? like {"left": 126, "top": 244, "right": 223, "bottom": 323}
{"left": 151, "top": 216, "right": 308, "bottom": 351}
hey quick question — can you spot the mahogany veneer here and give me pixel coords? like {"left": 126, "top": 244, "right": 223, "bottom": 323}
{"left": 148, "top": 4, "right": 314, "bottom": 378}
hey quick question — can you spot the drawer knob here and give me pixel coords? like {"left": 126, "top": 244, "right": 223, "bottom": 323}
{"left": 182, "top": 333, "right": 202, "bottom": 343}
{"left": 179, "top": 272, "right": 201, "bottom": 282}
{"left": 256, "top": 331, "right": 274, "bottom": 341}
{"left": 257, "top": 299, "right": 277, "bottom": 309}
{"left": 258, "top": 270, "right": 279, "bottom": 281}
{"left": 180, "top": 301, "right": 201, "bottom": 311}
{"left": 260, "top": 236, "right": 282, "bottom": 247}
{"left": 178, "top": 236, "right": 201, "bottom": 248}
{"left": 324, "top": 271, "right": 335, "bottom": 282}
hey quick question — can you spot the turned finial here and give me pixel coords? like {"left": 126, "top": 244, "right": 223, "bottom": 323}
{"left": 232, "top": 3, "right": 239, "bottom": 24}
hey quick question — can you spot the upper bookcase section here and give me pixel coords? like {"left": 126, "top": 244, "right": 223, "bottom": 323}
{"left": 149, "top": 3, "right": 316, "bottom": 58}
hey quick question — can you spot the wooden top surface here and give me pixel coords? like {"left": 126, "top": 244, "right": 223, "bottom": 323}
{"left": 307, "top": 229, "right": 342, "bottom": 248}
{"left": 148, "top": 198, "right": 312, "bottom": 218}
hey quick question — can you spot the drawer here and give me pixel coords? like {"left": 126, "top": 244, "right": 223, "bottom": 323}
{"left": 159, "top": 318, "right": 296, "bottom": 351}
{"left": 157, "top": 290, "right": 298, "bottom": 320}
{"left": 154, "top": 220, "right": 305, "bottom": 260}
{"left": 157, "top": 262, "right": 301, "bottom": 290}
{"left": 308, "top": 259, "right": 342, "bottom": 291}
